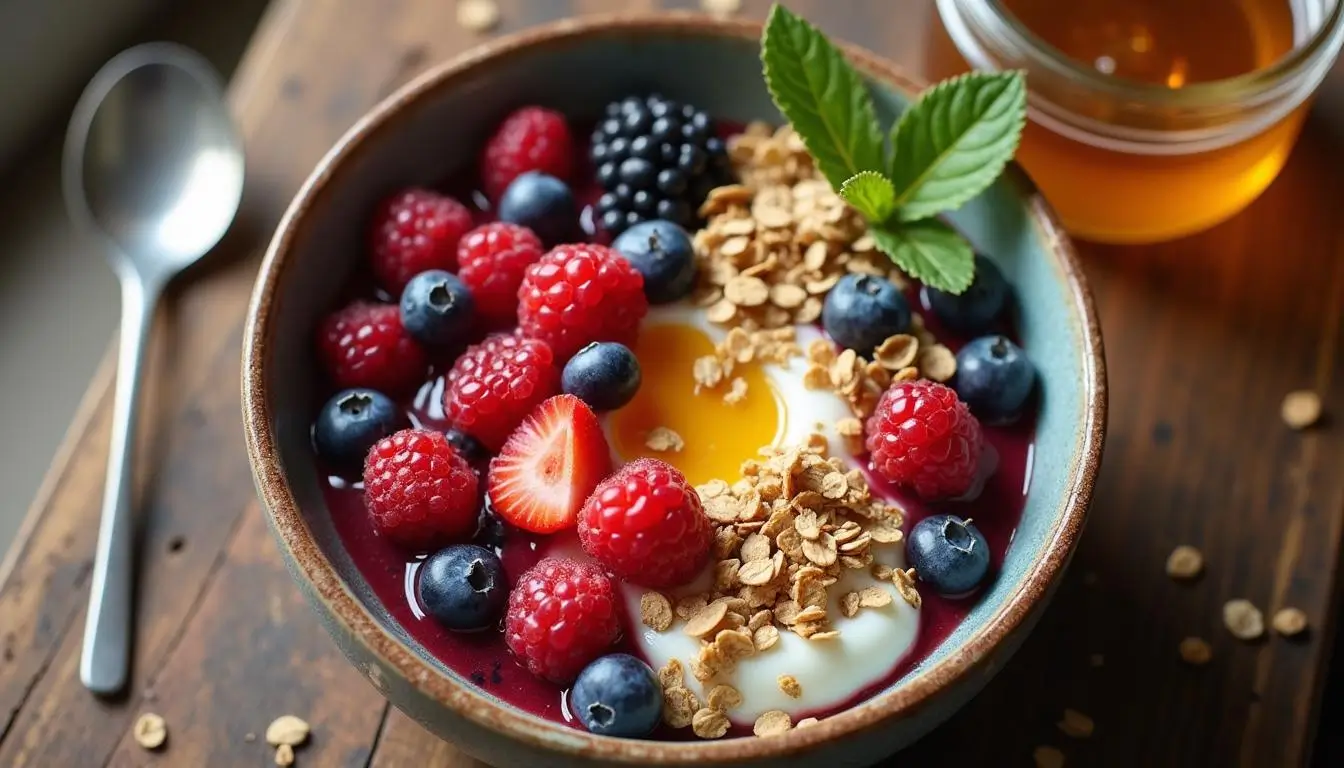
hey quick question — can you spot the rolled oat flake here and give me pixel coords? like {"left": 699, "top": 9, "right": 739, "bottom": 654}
{"left": 133, "top": 712, "right": 167, "bottom": 750}
{"left": 266, "top": 715, "right": 310, "bottom": 747}
{"left": 1222, "top": 599, "right": 1265, "bottom": 640}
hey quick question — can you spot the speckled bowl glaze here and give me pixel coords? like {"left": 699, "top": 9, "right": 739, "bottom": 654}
{"left": 242, "top": 12, "right": 1106, "bottom": 768}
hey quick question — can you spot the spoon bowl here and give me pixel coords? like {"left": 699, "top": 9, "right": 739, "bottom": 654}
{"left": 63, "top": 42, "right": 243, "bottom": 696}
{"left": 65, "top": 42, "right": 243, "bottom": 274}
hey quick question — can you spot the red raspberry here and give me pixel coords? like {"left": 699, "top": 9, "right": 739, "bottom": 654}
{"left": 865, "top": 380, "right": 984, "bottom": 500}
{"left": 480, "top": 106, "right": 574, "bottom": 200}
{"left": 363, "top": 428, "right": 479, "bottom": 550}
{"left": 578, "top": 458, "right": 712, "bottom": 589}
{"left": 444, "top": 334, "right": 560, "bottom": 451}
{"left": 504, "top": 557, "right": 621, "bottom": 684}
{"left": 318, "top": 301, "right": 427, "bottom": 394}
{"left": 456, "top": 223, "right": 545, "bottom": 327}
{"left": 517, "top": 244, "right": 648, "bottom": 360}
{"left": 368, "top": 188, "right": 474, "bottom": 293}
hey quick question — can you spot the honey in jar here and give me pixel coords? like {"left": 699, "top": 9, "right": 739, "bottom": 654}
{"left": 930, "top": 0, "right": 1344, "bottom": 244}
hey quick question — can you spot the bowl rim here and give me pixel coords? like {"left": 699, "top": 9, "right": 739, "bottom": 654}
{"left": 242, "top": 10, "right": 1107, "bottom": 763}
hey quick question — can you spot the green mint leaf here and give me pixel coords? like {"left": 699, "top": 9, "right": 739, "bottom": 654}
{"left": 888, "top": 71, "right": 1027, "bottom": 222}
{"left": 870, "top": 220, "right": 975, "bottom": 294}
{"left": 761, "top": 4, "right": 884, "bottom": 191}
{"left": 839, "top": 171, "right": 896, "bottom": 223}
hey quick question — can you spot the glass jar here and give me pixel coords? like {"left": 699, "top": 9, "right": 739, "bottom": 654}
{"left": 929, "top": 0, "right": 1344, "bottom": 244}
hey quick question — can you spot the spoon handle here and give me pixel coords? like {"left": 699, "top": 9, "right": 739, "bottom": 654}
{"left": 80, "top": 275, "right": 160, "bottom": 696}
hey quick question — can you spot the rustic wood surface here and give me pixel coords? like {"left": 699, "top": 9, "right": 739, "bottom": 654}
{"left": 2, "top": 0, "right": 1341, "bottom": 766}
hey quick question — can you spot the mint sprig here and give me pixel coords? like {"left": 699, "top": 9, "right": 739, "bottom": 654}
{"left": 839, "top": 171, "right": 895, "bottom": 223}
{"left": 888, "top": 72, "right": 1028, "bottom": 221}
{"left": 760, "top": 6, "right": 884, "bottom": 190}
{"left": 760, "top": 4, "right": 1027, "bottom": 294}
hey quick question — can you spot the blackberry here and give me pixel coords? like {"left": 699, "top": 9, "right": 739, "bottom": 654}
{"left": 590, "top": 95, "right": 733, "bottom": 236}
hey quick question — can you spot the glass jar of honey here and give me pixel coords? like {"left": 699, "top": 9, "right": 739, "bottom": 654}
{"left": 929, "top": 0, "right": 1344, "bottom": 244}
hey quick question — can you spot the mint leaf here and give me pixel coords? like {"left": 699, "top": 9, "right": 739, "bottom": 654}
{"left": 888, "top": 71, "right": 1027, "bottom": 222}
{"left": 761, "top": 4, "right": 884, "bottom": 191}
{"left": 870, "top": 220, "right": 975, "bottom": 294}
{"left": 839, "top": 171, "right": 896, "bottom": 222}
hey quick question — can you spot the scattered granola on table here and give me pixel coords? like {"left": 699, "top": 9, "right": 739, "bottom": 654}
{"left": 1280, "top": 390, "right": 1322, "bottom": 430}
{"left": 1222, "top": 599, "right": 1265, "bottom": 641}
{"left": 132, "top": 713, "right": 167, "bottom": 750}
{"left": 1057, "top": 708, "right": 1095, "bottom": 738}
{"left": 1164, "top": 545, "right": 1204, "bottom": 580}
{"left": 1271, "top": 607, "right": 1308, "bottom": 637}
{"left": 1179, "top": 637, "right": 1213, "bottom": 665}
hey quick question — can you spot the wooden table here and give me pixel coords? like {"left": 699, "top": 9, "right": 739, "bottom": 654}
{"left": 2, "top": 1, "right": 1341, "bottom": 765}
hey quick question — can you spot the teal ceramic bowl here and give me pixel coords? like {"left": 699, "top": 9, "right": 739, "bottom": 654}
{"left": 242, "top": 12, "right": 1106, "bottom": 767}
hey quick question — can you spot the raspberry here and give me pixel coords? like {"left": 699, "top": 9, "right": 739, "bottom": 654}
{"left": 318, "top": 301, "right": 427, "bottom": 394}
{"left": 578, "top": 458, "right": 712, "bottom": 589}
{"left": 363, "top": 428, "right": 479, "bottom": 550}
{"left": 456, "top": 223, "right": 545, "bottom": 327}
{"left": 517, "top": 244, "right": 648, "bottom": 360}
{"left": 481, "top": 107, "right": 574, "bottom": 200}
{"left": 444, "top": 334, "right": 560, "bottom": 451}
{"left": 865, "top": 380, "right": 984, "bottom": 500}
{"left": 368, "top": 188, "right": 474, "bottom": 293}
{"left": 504, "top": 557, "right": 621, "bottom": 684}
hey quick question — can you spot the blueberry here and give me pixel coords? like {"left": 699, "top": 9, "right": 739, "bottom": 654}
{"left": 921, "top": 254, "right": 1010, "bottom": 335}
{"left": 399, "top": 270, "right": 474, "bottom": 347}
{"left": 417, "top": 544, "right": 507, "bottom": 632}
{"left": 906, "top": 515, "right": 991, "bottom": 596}
{"left": 312, "top": 388, "right": 406, "bottom": 470}
{"left": 498, "top": 171, "right": 577, "bottom": 245}
{"left": 570, "top": 654, "right": 662, "bottom": 738}
{"left": 821, "top": 274, "right": 911, "bottom": 354}
{"left": 611, "top": 219, "right": 696, "bottom": 304}
{"left": 562, "top": 342, "right": 642, "bottom": 412}
{"left": 953, "top": 335, "right": 1036, "bottom": 423}
{"left": 443, "top": 428, "right": 486, "bottom": 464}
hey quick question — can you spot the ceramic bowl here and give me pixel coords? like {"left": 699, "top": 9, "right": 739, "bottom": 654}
{"left": 242, "top": 12, "right": 1106, "bottom": 768}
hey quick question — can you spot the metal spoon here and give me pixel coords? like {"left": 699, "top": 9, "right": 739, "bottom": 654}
{"left": 63, "top": 42, "right": 244, "bottom": 696}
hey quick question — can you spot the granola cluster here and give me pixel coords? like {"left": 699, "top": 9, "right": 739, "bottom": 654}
{"left": 801, "top": 326, "right": 958, "bottom": 422}
{"left": 639, "top": 437, "right": 920, "bottom": 739}
{"left": 691, "top": 325, "right": 803, "bottom": 399}
{"left": 688, "top": 123, "right": 902, "bottom": 334}
{"left": 686, "top": 122, "right": 959, "bottom": 410}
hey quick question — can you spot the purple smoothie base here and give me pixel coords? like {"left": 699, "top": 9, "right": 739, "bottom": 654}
{"left": 312, "top": 128, "right": 1036, "bottom": 738}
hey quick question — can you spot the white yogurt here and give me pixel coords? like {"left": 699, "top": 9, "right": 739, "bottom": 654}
{"left": 619, "top": 542, "right": 919, "bottom": 723}
{"left": 553, "top": 534, "right": 919, "bottom": 723}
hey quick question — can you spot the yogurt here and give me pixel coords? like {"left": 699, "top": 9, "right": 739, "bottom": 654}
{"left": 619, "top": 541, "right": 919, "bottom": 723}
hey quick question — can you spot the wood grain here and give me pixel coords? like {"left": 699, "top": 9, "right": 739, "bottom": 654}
{"left": 0, "top": 1, "right": 1339, "bottom": 767}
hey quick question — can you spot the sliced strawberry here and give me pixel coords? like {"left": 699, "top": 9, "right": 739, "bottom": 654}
{"left": 487, "top": 394, "right": 612, "bottom": 534}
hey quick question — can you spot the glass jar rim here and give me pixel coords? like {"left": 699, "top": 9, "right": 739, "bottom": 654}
{"left": 966, "top": 0, "right": 1344, "bottom": 107}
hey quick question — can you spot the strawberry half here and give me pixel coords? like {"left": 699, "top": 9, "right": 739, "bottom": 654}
{"left": 487, "top": 394, "right": 613, "bottom": 534}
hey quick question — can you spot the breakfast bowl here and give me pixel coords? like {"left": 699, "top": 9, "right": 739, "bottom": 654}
{"left": 242, "top": 11, "right": 1106, "bottom": 768}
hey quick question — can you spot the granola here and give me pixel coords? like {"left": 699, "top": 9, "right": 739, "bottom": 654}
{"left": 646, "top": 437, "right": 915, "bottom": 739}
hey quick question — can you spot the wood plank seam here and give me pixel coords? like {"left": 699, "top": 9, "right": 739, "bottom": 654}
{"left": 360, "top": 701, "right": 395, "bottom": 768}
